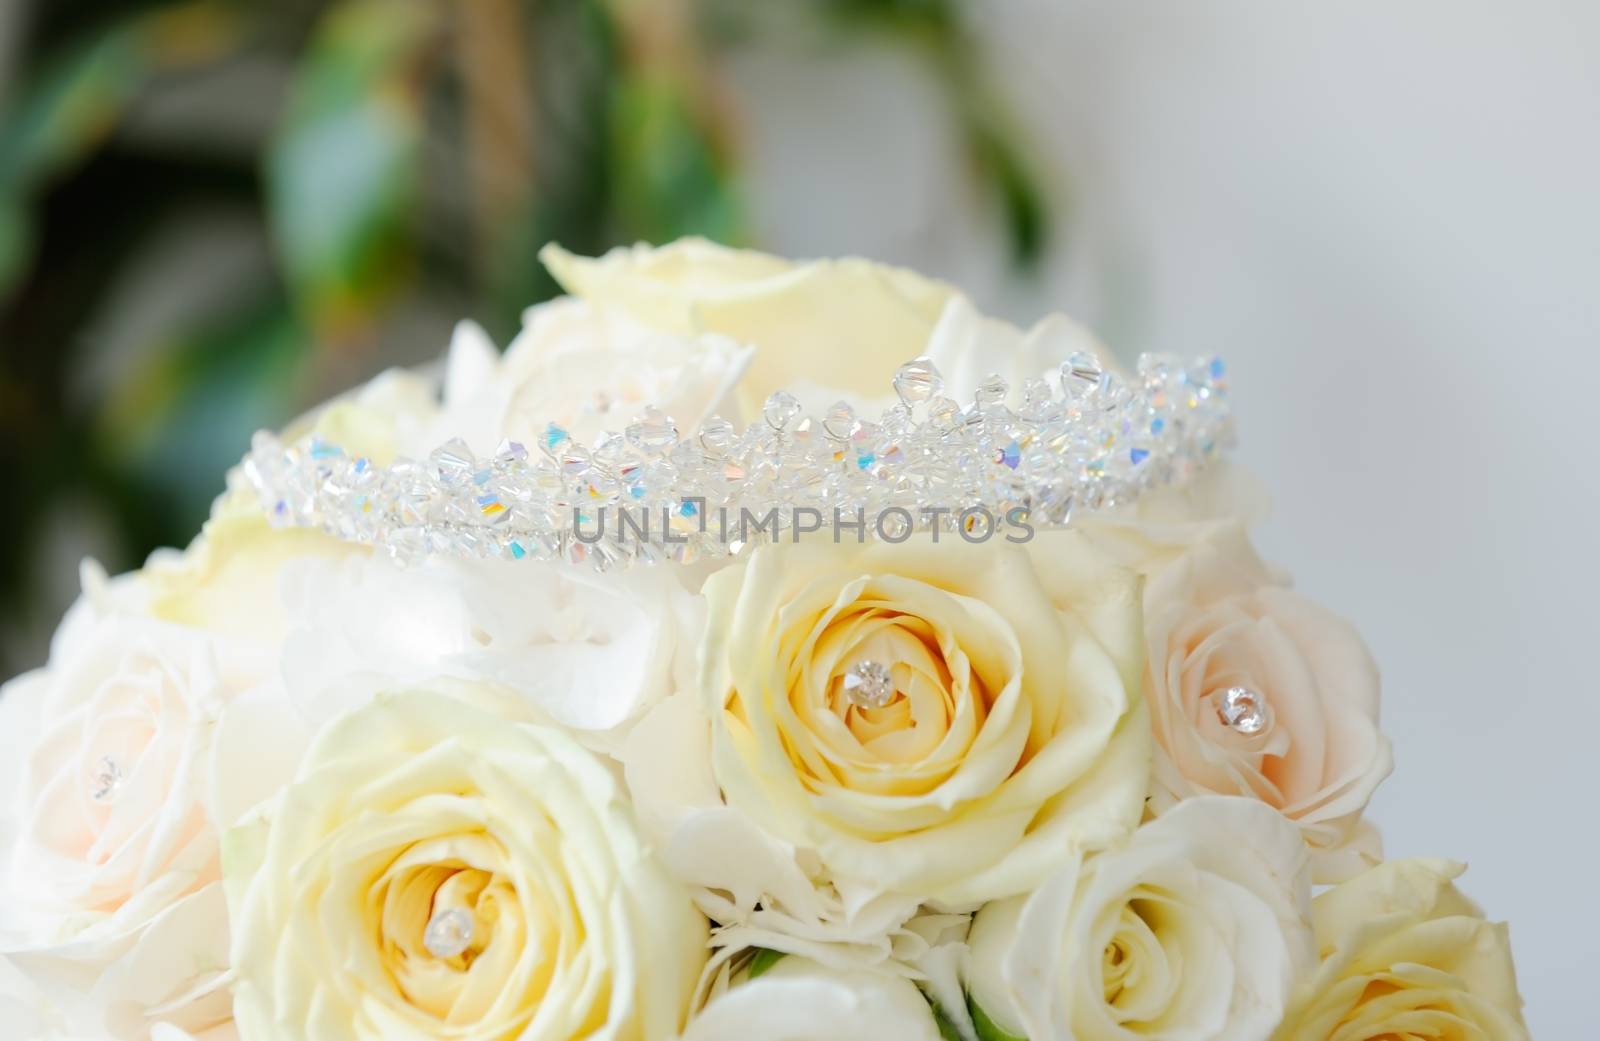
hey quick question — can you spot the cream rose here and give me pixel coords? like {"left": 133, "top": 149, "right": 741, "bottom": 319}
{"left": 223, "top": 684, "right": 707, "bottom": 1041}
{"left": 966, "top": 797, "right": 1315, "bottom": 1041}
{"left": 1141, "top": 528, "right": 1392, "bottom": 882}
{"left": 540, "top": 238, "right": 954, "bottom": 415}
{"left": 0, "top": 610, "right": 291, "bottom": 1040}
{"left": 1273, "top": 859, "right": 1528, "bottom": 1041}
{"left": 679, "top": 958, "right": 945, "bottom": 1041}
{"left": 144, "top": 505, "right": 361, "bottom": 652}
{"left": 694, "top": 531, "right": 1149, "bottom": 908}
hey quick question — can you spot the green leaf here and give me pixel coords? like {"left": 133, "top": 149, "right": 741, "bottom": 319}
{"left": 970, "top": 996, "right": 1028, "bottom": 1041}
{"left": 0, "top": 29, "right": 145, "bottom": 191}
{"left": 0, "top": 202, "right": 31, "bottom": 295}
{"left": 745, "top": 947, "right": 787, "bottom": 979}
{"left": 931, "top": 1002, "right": 966, "bottom": 1041}
{"left": 607, "top": 70, "right": 743, "bottom": 245}
{"left": 267, "top": 0, "right": 440, "bottom": 333}
{"left": 964, "top": 118, "right": 1048, "bottom": 269}
{"left": 96, "top": 295, "right": 306, "bottom": 530}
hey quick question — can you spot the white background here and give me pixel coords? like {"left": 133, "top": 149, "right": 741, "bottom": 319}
{"left": 732, "top": 3, "right": 1598, "bottom": 1036}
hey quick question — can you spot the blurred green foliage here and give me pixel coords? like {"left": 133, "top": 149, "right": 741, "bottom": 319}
{"left": 0, "top": 0, "right": 1050, "bottom": 672}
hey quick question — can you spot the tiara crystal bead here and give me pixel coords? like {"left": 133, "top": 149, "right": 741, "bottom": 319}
{"left": 823, "top": 401, "right": 857, "bottom": 441}
{"left": 698, "top": 416, "right": 737, "bottom": 454}
{"left": 1061, "top": 352, "right": 1107, "bottom": 401}
{"left": 893, "top": 358, "right": 942, "bottom": 405}
{"left": 926, "top": 396, "right": 963, "bottom": 433}
{"left": 974, "top": 374, "right": 1009, "bottom": 409}
{"left": 236, "top": 350, "right": 1234, "bottom": 571}
{"left": 764, "top": 391, "right": 802, "bottom": 431}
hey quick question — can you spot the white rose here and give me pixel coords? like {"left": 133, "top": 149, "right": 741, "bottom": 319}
{"left": 680, "top": 958, "right": 945, "bottom": 1041}
{"left": 0, "top": 612, "right": 297, "bottom": 1040}
{"left": 921, "top": 294, "right": 1122, "bottom": 407}
{"left": 623, "top": 693, "right": 927, "bottom": 981}
{"left": 278, "top": 549, "right": 702, "bottom": 750}
{"left": 435, "top": 300, "right": 752, "bottom": 455}
{"left": 540, "top": 239, "right": 954, "bottom": 416}
{"left": 966, "top": 797, "right": 1315, "bottom": 1041}
{"left": 223, "top": 684, "right": 707, "bottom": 1041}
{"left": 1077, "top": 461, "right": 1272, "bottom": 576}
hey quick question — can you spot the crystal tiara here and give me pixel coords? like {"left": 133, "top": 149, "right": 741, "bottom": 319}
{"left": 235, "top": 352, "right": 1234, "bottom": 571}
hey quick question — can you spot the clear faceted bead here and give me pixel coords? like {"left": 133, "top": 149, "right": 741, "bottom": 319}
{"left": 893, "top": 358, "right": 943, "bottom": 406}
{"left": 974, "top": 373, "right": 1009, "bottom": 409}
{"left": 926, "top": 396, "right": 962, "bottom": 434}
{"left": 430, "top": 439, "right": 476, "bottom": 486}
{"left": 698, "top": 416, "right": 737, "bottom": 455}
{"left": 559, "top": 446, "right": 592, "bottom": 477}
{"left": 1138, "top": 352, "right": 1181, "bottom": 387}
{"left": 842, "top": 660, "right": 896, "bottom": 709}
{"left": 592, "top": 431, "right": 628, "bottom": 466}
{"left": 764, "top": 391, "right": 802, "bottom": 431}
{"left": 1019, "top": 377, "right": 1058, "bottom": 420}
{"left": 1216, "top": 686, "right": 1273, "bottom": 735}
{"left": 625, "top": 407, "right": 679, "bottom": 455}
{"left": 1060, "top": 352, "right": 1107, "bottom": 401}
{"left": 542, "top": 423, "right": 571, "bottom": 457}
{"left": 823, "top": 400, "right": 857, "bottom": 441}
{"left": 423, "top": 907, "right": 475, "bottom": 959}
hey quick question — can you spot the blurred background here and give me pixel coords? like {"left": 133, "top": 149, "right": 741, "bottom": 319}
{"left": 1, "top": 0, "right": 1594, "bottom": 1034}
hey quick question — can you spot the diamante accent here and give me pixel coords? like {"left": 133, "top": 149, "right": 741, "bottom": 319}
{"left": 91, "top": 755, "right": 123, "bottom": 802}
{"left": 235, "top": 351, "right": 1234, "bottom": 572}
{"left": 423, "top": 907, "right": 475, "bottom": 959}
{"left": 842, "top": 660, "right": 896, "bottom": 709}
{"left": 1216, "top": 686, "right": 1272, "bottom": 735}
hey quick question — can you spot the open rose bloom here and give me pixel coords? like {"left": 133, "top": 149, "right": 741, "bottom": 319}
{"left": 0, "top": 240, "right": 1529, "bottom": 1041}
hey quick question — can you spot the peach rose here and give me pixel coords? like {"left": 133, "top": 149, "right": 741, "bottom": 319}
{"left": 1142, "top": 527, "right": 1392, "bottom": 882}
{"left": 0, "top": 609, "right": 297, "bottom": 1040}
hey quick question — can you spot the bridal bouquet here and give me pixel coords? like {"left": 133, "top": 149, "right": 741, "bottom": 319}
{"left": 0, "top": 240, "right": 1529, "bottom": 1041}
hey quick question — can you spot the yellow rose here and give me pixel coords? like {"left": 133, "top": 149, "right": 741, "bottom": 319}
{"left": 540, "top": 238, "right": 954, "bottom": 416}
{"left": 699, "top": 532, "right": 1149, "bottom": 906}
{"left": 223, "top": 683, "right": 707, "bottom": 1041}
{"left": 1274, "top": 859, "right": 1528, "bottom": 1041}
